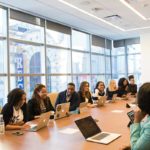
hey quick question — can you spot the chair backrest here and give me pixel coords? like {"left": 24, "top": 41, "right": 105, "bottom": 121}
{"left": 47, "top": 92, "right": 58, "bottom": 108}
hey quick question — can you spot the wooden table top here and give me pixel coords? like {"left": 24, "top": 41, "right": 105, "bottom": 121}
{"left": 0, "top": 99, "right": 135, "bottom": 150}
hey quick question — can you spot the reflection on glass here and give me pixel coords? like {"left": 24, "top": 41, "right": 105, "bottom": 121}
{"left": 73, "top": 75, "right": 91, "bottom": 91}
{"left": 112, "top": 55, "right": 126, "bottom": 74}
{"left": 47, "top": 76, "right": 71, "bottom": 92}
{"left": 105, "top": 56, "right": 111, "bottom": 74}
{"left": 91, "top": 55, "right": 105, "bottom": 74}
{"left": 91, "top": 75, "right": 105, "bottom": 92}
{"left": 10, "top": 76, "right": 46, "bottom": 99}
{"left": 128, "top": 54, "right": 141, "bottom": 73}
{"left": 10, "top": 42, "right": 45, "bottom": 74}
{"left": 112, "top": 47, "right": 125, "bottom": 55}
{"left": 47, "top": 48, "right": 71, "bottom": 74}
{"left": 105, "top": 49, "right": 111, "bottom": 55}
{"left": 9, "top": 19, "right": 44, "bottom": 43}
{"left": 72, "top": 30, "right": 89, "bottom": 51}
{"left": 127, "top": 44, "right": 140, "bottom": 54}
{"left": 46, "top": 29, "right": 70, "bottom": 48}
{"left": 0, "top": 41, "right": 7, "bottom": 73}
{"left": 72, "top": 52, "right": 90, "bottom": 73}
{"left": 91, "top": 45, "right": 105, "bottom": 54}
{"left": 0, "top": 77, "right": 8, "bottom": 107}
{"left": 0, "top": 8, "right": 7, "bottom": 36}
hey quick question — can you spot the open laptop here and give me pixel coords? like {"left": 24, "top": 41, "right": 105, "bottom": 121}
{"left": 78, "top": 102, "right": 88, "bottom": 113}
{"left": 26, "top": 111, "right": 51, "bottom": 132}
{"left": 97, "top": 96, "right": 107, "bottom": 107}
{"left": 55, "top": 102, "right": 70, "bottom": 120}
{"left": 75, "top": 116, "right": 121, "bottom": 144}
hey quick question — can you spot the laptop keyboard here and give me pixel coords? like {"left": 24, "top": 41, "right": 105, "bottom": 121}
{"left": 92, "top": 133, "right": 109, "bottom": 140}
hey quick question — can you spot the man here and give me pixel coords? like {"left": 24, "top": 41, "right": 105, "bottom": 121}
{"left": 127, "top": 75, "right": 137, "bottom": 96}
{"left": 55, "top": 83, "right": 79, "bottom": 111}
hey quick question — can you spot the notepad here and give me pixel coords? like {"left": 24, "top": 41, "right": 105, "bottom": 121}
{"left": 59, "top": 128, "right": 79, "bottom": 134}
{"left": 111, "top": 110, "right": 124, "bottom": 113}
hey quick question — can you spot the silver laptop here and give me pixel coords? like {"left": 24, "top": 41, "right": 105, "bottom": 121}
{"left": 26, "top": 111, "right": 51, "bottom": 132}
{"left": 97, "top": 96, "right": 107, "bottom": 106}
{"left": 55, "top": 102, "right": 70, "bottom": 120}
{"left": 79, "top": 102, "right": 88, "bottom": 113}
{"left": 75, "top": 116, "right": 121, "bottom": 144}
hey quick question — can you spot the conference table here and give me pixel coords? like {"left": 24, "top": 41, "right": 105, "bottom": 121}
{"left": 0, "top": 98, "right": 135, "bottom": 150}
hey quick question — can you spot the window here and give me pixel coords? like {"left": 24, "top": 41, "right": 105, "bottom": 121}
{"left": 72, "top": 30, "right": 90, "bottom": 51}
{"left": 46, "top": 48, "right": 71, "bottom": 74}
{"left": 72, "top": 51, "right": 90, "bottom": 74}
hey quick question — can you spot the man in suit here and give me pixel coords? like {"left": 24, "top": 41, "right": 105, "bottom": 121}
{"left": 55, "top": 83, "right": 79, "bottom": 111}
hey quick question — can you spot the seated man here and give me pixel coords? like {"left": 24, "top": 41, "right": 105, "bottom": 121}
{"left": 55, "top": 83, "right": 79, "bottom": 111}
{"left": 127, "top": 75, "right": 137, "bottom": 96}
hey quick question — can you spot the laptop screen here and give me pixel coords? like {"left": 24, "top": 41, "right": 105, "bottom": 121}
{"left": 75, "top": 116, "right": 101, "bottom": 139}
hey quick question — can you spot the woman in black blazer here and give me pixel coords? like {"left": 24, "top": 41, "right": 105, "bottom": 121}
{"left": 27, "top": 84, "right": 54, "bottom": 121}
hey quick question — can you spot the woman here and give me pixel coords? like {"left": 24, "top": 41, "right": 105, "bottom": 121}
{"left": 106, "top": 80, "right": 118, "bottom": 100}
{"left": 78, "top": 81, "right": 95, "bottom": 107}
{"left": 1, "top": 88, "right": 28, "bottom": 130}
{"left": 121, "top": 82, "right": 150, "bottom": 150}
{"left": 117, "top": 77, "right": 128, "bottom": 97}
{"left": 92, "top": 81, "right": 105, "bottom": 101}
{"left": 28, "top": 84, "right": 55, "bottom": 121}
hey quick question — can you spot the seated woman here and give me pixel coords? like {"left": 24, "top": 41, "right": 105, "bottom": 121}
{"left": 120, "top": 82, "right": 150, "bottom": 150}
{"left": 78, "top": 81, "right": 96, "bottom": 107}
{"left": 1, "top": 88, "right": 28, "bottom": 130}
{"left": 117, "top": 77, "right": 128, "bottom": 97}
{"left": 106, "top": 80, "right": 118, "bottom": 100}
{"left": 27, "top": 84, "right": 55, "bottom": 121}
{"left": 92, "top": 81, "right": 105, "bottom": 101}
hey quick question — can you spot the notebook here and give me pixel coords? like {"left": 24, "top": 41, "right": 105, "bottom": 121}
{"left": 75, "top": 116, "right": 121, "bottom": 144}
{"left": 26, "top": 111, "right": 51, "bottom": 132}
{"left": 97, "top": 96, "right": 106, "bottom": 106}
{"left": 55, "top": 102, "right": 70, "bottom": 120}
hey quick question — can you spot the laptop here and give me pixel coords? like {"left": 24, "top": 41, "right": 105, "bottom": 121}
{"left": 78, "top": 102, "right": 88, "bottom": 113}
{"left": 26, "top": 111, "right": 51, "bottom": 132}
{"left": 75, "top": 116, "right": 121, "bottom": 144}
{"left": 97, "top": 96, "right": 106, "bottom": 106}
{"left": 55, "top": 102, "right": 70, "bottom": 120}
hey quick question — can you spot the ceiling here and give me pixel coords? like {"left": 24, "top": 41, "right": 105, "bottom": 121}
{"left": 1, "top": 0, "right": 150, "bottom": 40}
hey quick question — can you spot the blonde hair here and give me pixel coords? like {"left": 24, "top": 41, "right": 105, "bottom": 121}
{"left": 108, "top": 80, "right": 117, "bottom": 91}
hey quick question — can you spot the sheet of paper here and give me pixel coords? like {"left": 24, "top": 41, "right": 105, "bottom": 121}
{"left": 111, "top": 110, "right": 124, "bottom": 113}
{"left": 59, "top": 128, "right": 79, "bottom": 134}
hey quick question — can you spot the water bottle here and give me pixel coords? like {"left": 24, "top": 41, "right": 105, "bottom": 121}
{"left": 0, "top": 114, "right": 5, "bottom": 135}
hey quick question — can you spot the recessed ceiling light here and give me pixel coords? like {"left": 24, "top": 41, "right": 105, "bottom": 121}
{"left": 58, "top": 0, "right": 125, "bottom": 31}
{"left": 58, "top": 0, "right": 150, "bottom": 31}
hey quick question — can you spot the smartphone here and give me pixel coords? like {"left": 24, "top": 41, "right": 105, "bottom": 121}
{"left": 127, "top": 110, "right": 134, "bottom": 123}
{"left": 12, "top": 131, "right": 24, "bottom": 136}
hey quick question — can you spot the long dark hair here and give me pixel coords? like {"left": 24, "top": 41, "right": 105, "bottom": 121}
{"left": 118, "top": 77, "right": 128, "bottom": 88}
{"left": 32, "top": 84, "right": 46, "bottom": 101}
{"left": 7, "top": 88, "right": 26, "bottom": 107}
{"left": 138, "top": 82, "right": 150, "bottom": 115}
{"left": 79, "top": 81, "right": 91, "bottom": 99}
{"left": 94, "top": 81, "right": 105, "bottom": 92}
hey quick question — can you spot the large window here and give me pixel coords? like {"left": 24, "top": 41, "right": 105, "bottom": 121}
{"left": 0, "top": 6, "right": 115, "bottom": 108}
{"left": 0, "top": 8, "right": 7, "bottom": 108}
{"left": 112, "top": 39, "right": 141, "bottom": 87}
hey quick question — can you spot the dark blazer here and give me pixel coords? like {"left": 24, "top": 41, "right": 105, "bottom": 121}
{"left": 55, "top": 90, "right": 79, "bottom": 111}
{"left": 27, "top": 96, "right": 54, "bottom": 121}
{"left": 117, "top": 86, "right": 128, "bottom": 97}
{"left": 1, "top": 103, "right": 27, "bottom": 126}
{"left": 106, "top": 88, "right": 118, "bottom": 100}
{"left": 78, "top": 91, "right": 93, "bottom": 104}
{"left": 127, "top": 84, "right": 137, "bottom": 95}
